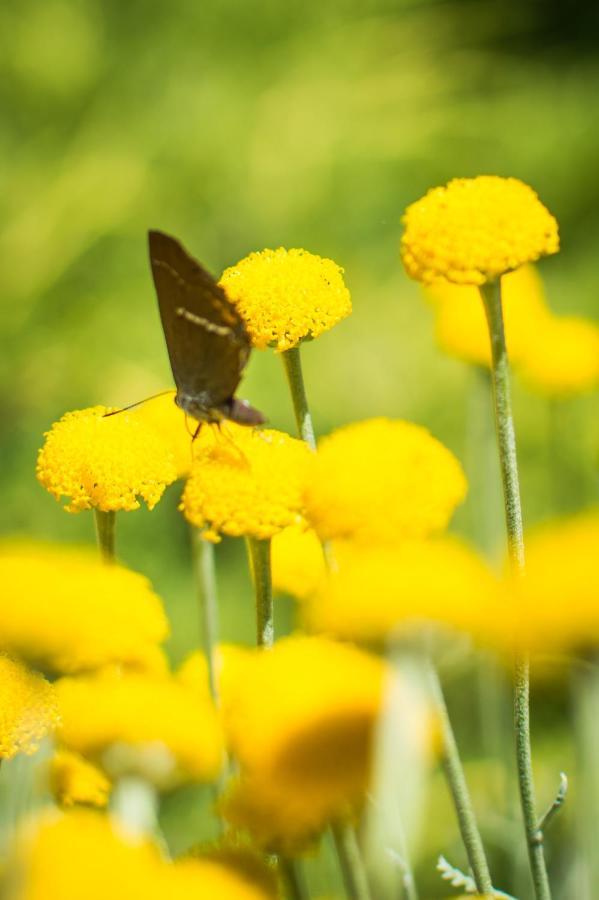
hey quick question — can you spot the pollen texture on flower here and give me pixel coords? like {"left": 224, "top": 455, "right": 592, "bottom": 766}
{"left": 0, "top": 542, "right": 169, "bottom": 674}
{"left": 180, "top": 425, "right": 311, "bottom": 541}
{"left": 50, "top": 750, "right": 111, "bottom": 808}
{"left": 36, "top": 405, "right": 178, "bottom": 512}
{"left": 0, "top": 655, "right": 59, "bottom": 760}
{"left": 132, "top": 391, "right": 193, "bottom": 479}
{"left": 304, "top": 418, "right": 467, "bottom": 544}
{"left": 518, "top": 315, "right": 599, "bottom": 397}
{"left": 219, "top": 247, "right": 351, "bottom": 351}
{"left": 401, "top": 176, "right": 559, "bottom": 285}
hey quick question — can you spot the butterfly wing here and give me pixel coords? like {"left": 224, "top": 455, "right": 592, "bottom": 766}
{"left": 148, "top": 230, "right": 250, "bottom": 406}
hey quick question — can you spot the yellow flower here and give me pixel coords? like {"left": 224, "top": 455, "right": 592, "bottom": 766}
{"left": 0, "top": 655, "right": 59, "bottom": 760}
{"left": 304, "top": 419, "right": 467, "bottom": 544}
{"left": 518, "top": 315, "right": 599, "bottom": 397}
{"left": 271, "top": 525, "right": 327, "bottom": 599}
{"left": 180, "top": 425, "right": 311, "bottom": 541}
{"left": 219, "top": 247, "right": 351, "bottom": 351}
{"left": 180, "top": 848, "right": 278, "bottom": 900}
{"left": 11, "top": 810, "right": 275, "bottom": 900}
{"left": 132, "top": 391, "right": 194, "bottom": 478}
{"left": 37, "top": 405, "right": 178, "bottom": 512}
{"left": 222, "top": 636, "right": 386, "bottom": 822}
{"left": 506, "top": 511, "right": 599, "bottom": 652}
{"left": 425, "top": 264, "right": 549, "bottom": 367}
{"left": 50, "top": 750, "right": 110, "bottom": 808}
{"left": 401, "top": 176, "right": 559, "bottom": 285}
{"left": 304, "top": 538, "right": 503, "bottom": 645}
{"left": 0, "top": 542, "right": 169, "bottom": 674}
{"left": 56, "top": 667, "right": 224, "bottom": 789}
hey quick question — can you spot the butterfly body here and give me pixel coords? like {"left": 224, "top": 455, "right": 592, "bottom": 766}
{"left": 148, "top": 230, "right": 265, "bottom": 427}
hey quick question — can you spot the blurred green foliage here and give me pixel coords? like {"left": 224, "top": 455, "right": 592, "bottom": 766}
{"left": 1, "top": 1, "right": 598, "bottom": 895}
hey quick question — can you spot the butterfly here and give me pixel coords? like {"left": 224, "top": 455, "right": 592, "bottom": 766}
{"left": 148, "top": 230, "right": 265, "bottom": 432}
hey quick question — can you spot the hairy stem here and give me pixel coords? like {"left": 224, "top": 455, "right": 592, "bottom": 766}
{"left": 282, "top": 345, "right": 317, "bottom": 450}
{"left": 190, "top": 527, "right": 220, "bottom": 702}
{"left": 246, "top": 537, "right": 274, "bottom": 647}
{"left": 94, "top": 509, "right": 116, "bottom": 563}
{"left": 332, "top": 821, "right": 373, "bottom": 900}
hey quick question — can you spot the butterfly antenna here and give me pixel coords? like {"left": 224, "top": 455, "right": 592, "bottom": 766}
{"left": 103, "top": 390, "right": 176, "bottom": 418}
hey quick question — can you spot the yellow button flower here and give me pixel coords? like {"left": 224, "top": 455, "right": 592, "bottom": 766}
{"left": 37, "top": 406, "right": 178, "bottom": 512}
{"left": 50, "top": 750, "right": 111, "bottom": 808}
{"left": 425, "top": 264, "right": 549, "bottom": 367}
{"left": 56, "top": 667, "right": 224, "bottom": 789}
{"left": 304, "top": 418, "right": 467, "bottom": 544}
{"left": 271, "top": 525, "right": 328, "bottom": 600}
{"left": 180, "top": 425, "right": 311, "bottom": 541}
{"left": 304, "top": 538, "right": 503, "bottom": 645}
{"left": 401, "top": 176, "right": 559, "bottom": 286}
{"left": 0, "top": 543, "right": 168, "bottom": 674}
{"left": 518, "top": 315, "right": 599, "bottom": 397}
{"left": 132, "top": 391, "right": 194, "bottom": 478}
{"left": 222, "top": 636, "right": 387, "bottom": 820}
{"left": 219, "top": 247, "right": 351, "bottom": 351}
{"left": 0, "top": 655, "right": 59, "bottom": 760}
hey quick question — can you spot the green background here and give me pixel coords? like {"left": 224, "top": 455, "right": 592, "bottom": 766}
{"left": 1, "top": 1, "right": 598, "bottom": 896}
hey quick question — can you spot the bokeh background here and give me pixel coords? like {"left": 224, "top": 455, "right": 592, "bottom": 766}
{"left": 1, "top": 1, "right": 598, "bottom": 895}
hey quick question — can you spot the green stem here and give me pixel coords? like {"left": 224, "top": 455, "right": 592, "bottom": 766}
{"left": 245, "top": 537, "right": 274, "bottom": 647}
{"left": 190, "top": 527, "right": 220, "bottom": 703}
{"left": 426, "top": 661, "right": 494, "bottom": 894}
{"left": 281, "top": 345, "right": 317, "bottom": 450}
{"left": 332, "top": 821, "right": 373, "bottom": 900}
{"left": 94, "top": 510, "right": 116, "bottom": 563}
{"left": 480, "top": 279, "right": 552, "bottom": 900}
{"left": 280, "top": 857, "right": 309, "bottom": 900}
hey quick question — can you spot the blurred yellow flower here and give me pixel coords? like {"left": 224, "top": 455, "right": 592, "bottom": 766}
{"left": 518, "top": 315, "right": 599, "bottom": 397}
{"left": 304, "top": 538, "right": 503, "bottom": 645}
{"left": 56, "top": 667, "right": 224, "bottom": 789}
{"left": 219, "top": 247, "right": 351, "bottom": 351}
{"left": 401, "top": 176, "right": 559, "bottom": 285}
{"left": 506, "top": 511, "right": 599, "bottom": 652}
{"left": 132, "top": 391, "right": 194, "bottom": 478}
{"left": 425, "top": 264, "right": 549, "bottom": 367}
{"left": 271, "top": 525, "right": 327, "bottom": 599}
{"left": 180, "top": 424, "right": 311, "bottom": 541}
{"left": 50, "top": 750, "right": 110, "bottom": 808}
{"left": 180, "top": 848, "right": 278, "bottom": 900}
{"left": 37, "top": 405, "right": 177, "bottom": 512}
{"left": 304, "top": 418, "right": 467, "bottom": 544}
{"left": 222, "top": 636, "right": 387, "bottom": 820}
{"left": 0, "top": 655, "right": 59, "bottom": 760}
{"left": 0, "top": 543, "right": 168, "bottom": 674}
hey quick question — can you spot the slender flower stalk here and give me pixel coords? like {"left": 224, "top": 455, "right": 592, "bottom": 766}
{"left": 190, "top": 527, "right": 220, "bottom": 702}
{"left": 245, "top": 537, "right": 274, "bottom": 648}
{"left": 282, "top": 345, "right": 317, "bottom": 450}
{"left": 480, "top": 278, "right": 552, "bottom": 900}
{"left": 94, "top": 510, "right": 116, "bottom": 563}
{"left": 279, "top": 857, "right": 309, "bottom": 900}
{"left": 426, "top": 661, "right": 494, "bottom": 894}
{"left": 332, "top": 821, "right": 373, "bottom": 900}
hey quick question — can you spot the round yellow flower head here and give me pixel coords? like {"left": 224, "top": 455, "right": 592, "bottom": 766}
{"left": 0, "top": 543, "right": 168, "bottom": 674}
{"left": 505, "top": 510, "right": 599, "bottom": 652}
{"left": 37, "top": 405, "right": 178, "bottom": 512}
{"left": 304, "top": 538, "right": 503, "bottom": 645}
{"left": 181, "top": 847, "right": 278, "bottom": 900}
{"left": 219, "top": 247, "right": 351, "bottom": 351}
{"left": 56, "top": 667, "right": 224, "bottom": 789}
{"left": 518, "top": 315, "right": 599, "bottom": 397}
{"left": 180, "top": 425, "right": 311, "bottom": 541}
{"left": 401, "top": 176, "right": 559, "bottom": 285}
{"left": 222, "top": 636, "right": 386, "bottom": 819}
{"left": 0, "top": 655, "right": 59, "bottom": 760}
{"left": 425, "top": 264, "right": 549, "bottom": 367}
{"left": 132, "top": 391, "right": 193, "bottom": 479}
{"left": 50, "top": 750, "right": 110, "bottom": 808}
{"left": 304, "top": 418, "right": 467, "bottom": 544}
{"left": 271, "top": 525, "right": 327, "bottom": 599}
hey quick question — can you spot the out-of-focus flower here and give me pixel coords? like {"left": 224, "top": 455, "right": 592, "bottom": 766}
{"left": 425, "top": 264, "right": 549, "bottom": 367}
{"left": 37, "top": 406, "right": 177, "bottom": 512}
{"left": 180, "top": 425, "right": 310, "bottom": 541}
{"left": 222, "top": 636, "right": 387, "bottom": 823}
{"left": 0, "top": 543, "right": 168, "bottom": 674}
{"left": 304, "top": 419, "right": 467, "bottom": 544}
{"left": 11, "top": 810, "right": 275, "bottom": 900}
{"left": 181, "top": 847, "right": 278, "bottom": 900}
{"left": 177, "top": 644, "right": 254, "bottom": 725}
{"left": 506, "top": 511, "right": 599, "bottom": 652}
{"left": 0, "top": 655, "right": 59, "bottom": 760}
{"left": 518, "top": 315, "right": 599, "bottom": 397}
{"left": 219, "top": 247, "right": 351, "bottom": 351}
{"left": 401, "top": 176, "right": 559, "bottom": 285}
{"left": 50, "top": 750, "right": 110, "bottom": 808}
{"left": 304, "top": 538, "right": 503, "bottom": 645}
{"left": 271, "top": 525, "right": 327, "bottom": 599}
{"left": 132, "top": 391, "right": 194, "bottom": 478}
{"left": 56, "top": 666, "right": 224, "bottom": 789}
